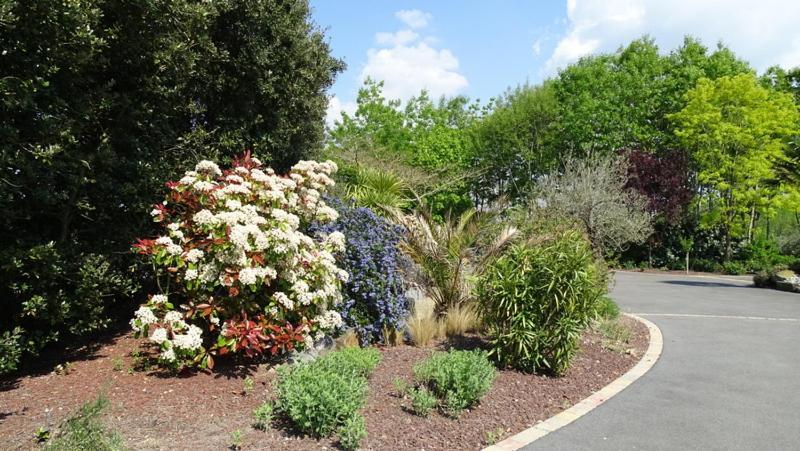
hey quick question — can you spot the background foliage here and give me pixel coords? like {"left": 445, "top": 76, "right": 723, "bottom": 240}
{"left": 0, "top": 0, "right": 342, "bottom": 374}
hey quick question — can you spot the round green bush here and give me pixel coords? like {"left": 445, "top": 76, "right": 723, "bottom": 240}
{"left": 413, "top": 349, "right": 495, "bottom": 417}
{"left": 477, "top": 230, "right": 605, "bottom": 375}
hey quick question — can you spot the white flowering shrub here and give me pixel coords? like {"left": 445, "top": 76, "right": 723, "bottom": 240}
{"left": 131, "top": 153, "right": 348, "bottom": 370}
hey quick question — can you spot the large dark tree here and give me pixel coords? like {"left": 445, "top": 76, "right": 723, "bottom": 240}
{"left": 0, "top": 0, "right": 343, "bottom": 373}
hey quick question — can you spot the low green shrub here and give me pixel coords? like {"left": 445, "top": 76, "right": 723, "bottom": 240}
{"left": 0, "top": 327, "right": 23, "bottom": 376}
{"left": 338, "top": 414, "right": 367, "bottom": 451}
{"left": 409, "top": 386, "right": 438, "bottom": 417}
{"left": 44, "top": 395, "right": 124, "bottom": 451}
{"left": 276, "top": 364, "right": 366, "bottom": 437}
{"left": 413, "top": 350, "right": 495, "bottom": 417}
{"left": 310, "top": 346, "right": 381, "bottom": 378}
{"left": 592, "top": 295, "right": 620, "bottom": 319}
{"left": 275, "top": 347, "right": 380, "bottom": 439}
{"left": 691, "top": 258, "right": 723, "bottom": 273}
{"left": 477, "top": 231, "right": 605, "bottom": 375}
{"left": 252, "top": 402, "right": 274, "bottom": 431}
{"left": 722, "top": 260, "right": 747, "bottom": 275}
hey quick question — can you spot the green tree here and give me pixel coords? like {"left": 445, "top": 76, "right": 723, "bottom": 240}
{"left": 0, "top": 0, "right": 342, "bottom": 372}
{"left": 470, "top": 83, "right": 558, "bottom": 203}
{"left": 328, "top": 79, "right": 481, "bottom": 215}
{"left": 670, "top": 74, "right": 800, "bottom": 259}
{"left": 552, "top": 36, "right": 751, "bottom": 157}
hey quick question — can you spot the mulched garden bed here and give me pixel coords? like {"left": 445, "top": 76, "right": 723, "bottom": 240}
{"left": 1, "top": 316, "right": 648, "bottom": 450}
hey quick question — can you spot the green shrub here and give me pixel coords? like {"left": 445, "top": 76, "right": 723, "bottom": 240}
{"left": 338, "top": 415, "right": 367, "bottom": 451}
{"left": 0, "top": 327, "right": 23, "bottom": 376}
{"left": 275, "top": 347, "right": 380, "bottom": 438}
{"left": 276, "top": 364, "right": 367, "bottom": 437}
{"left": 409, "top": 386, "right": 438, "bottom": 417}
{"left": 252, "top": 402, "right": 274, "bottom": 431}
{"left": 592, "top": 295, "right": 620, "bottom": 319}
{"left": 1, "top": 245, "right": 136, "bottom": 374}
{"left": 722, "top": 260, "right": 747, "bottom": 275}
{"left": 310, "top": 346, "right": 381, "bottom": 378}
{"left": 413, "top": 350, "right": 495, "bottom": 417}
{"left": 477, "top": 231, "right": 605, "bottom": 375}
{"left": 692, "top": 258, "right": 722, "bottom": 273}
{"left": 44, "top": 395, "right": 124, "bottom": 451}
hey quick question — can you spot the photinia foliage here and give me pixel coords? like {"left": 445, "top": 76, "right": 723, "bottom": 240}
{"left": 310, "top": 198, "right": 409, "bottom": 345}
{"left": 130, "top": 153, "right": 349, "bottom": 370}
{"left": 625, "top": 148, "right": 693, "bottom": 223}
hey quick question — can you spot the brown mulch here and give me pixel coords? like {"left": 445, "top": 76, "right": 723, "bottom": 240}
{"left": 0, "top": 317, "right": 648, "bottom": 450}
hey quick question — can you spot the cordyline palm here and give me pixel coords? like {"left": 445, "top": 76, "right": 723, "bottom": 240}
{"left": 399, "top": 206, "right": 517, "bottom": 316}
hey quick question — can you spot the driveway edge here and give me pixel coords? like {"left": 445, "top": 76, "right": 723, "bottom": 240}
{"left": 483, "top": 314, "right": 663, "bottom": 451}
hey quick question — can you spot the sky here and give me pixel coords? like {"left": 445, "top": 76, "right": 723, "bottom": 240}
{"left": 311, "top": 0, "right": 800, "bottom": 126}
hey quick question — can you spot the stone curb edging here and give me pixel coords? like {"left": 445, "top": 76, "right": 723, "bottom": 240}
{"left": 483, "top": 314, "right": 664, "bottom": 451}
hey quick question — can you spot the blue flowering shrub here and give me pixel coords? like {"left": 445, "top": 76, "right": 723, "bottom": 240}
{"left": 312, "top": 198, "right": 409, "bottom": 344}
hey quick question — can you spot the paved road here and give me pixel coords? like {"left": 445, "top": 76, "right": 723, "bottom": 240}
{"left": 524, "top": 271, "right": 800, "bottom": 451}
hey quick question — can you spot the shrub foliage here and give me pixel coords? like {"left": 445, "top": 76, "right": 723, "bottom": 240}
{"left": 311, "top": 199, "right": 409, "bottom": 344}
{"left": 413, "top": 349, "right": 496, "bottom": 417}
{"left": 275, "top": 347, "right": 380, "bottom": 439}
{"left": 130, "top": 155, "right": 348, "bottom": 369}
{"left": 478, "top": 231, "right": 605, "bottom": 375}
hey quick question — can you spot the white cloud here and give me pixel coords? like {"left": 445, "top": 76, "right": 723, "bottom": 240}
{"left": 543, "top": 0, "right": 800, "bottom": 75}
{"left": 357, "top": 10, "right": 468, "bottom": 102}
{"left": 360, "top": 43, "right": 468, "bottom": 101}
{"left": 325, "top": 95, "right": 356, "bottom": 128}
{"left": 395, "top": 9, "right": 432, "bottom": 29}
{"left": 375, "top": 29, "right": 419, "bottom": 47}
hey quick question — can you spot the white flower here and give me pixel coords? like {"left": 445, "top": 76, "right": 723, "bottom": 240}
{"left": 150, "top": 328, "right": 168, "bottom": 344}
{"left": 193, "top": 209, "right": 217, "bottom": 226}
{"left": 184, "top": 269, "right": 198, "bottom": 281}
{"left": 314, "top": 310, "right": 342, "bottom": 330}
{"left": 166, "top": 243, "right": 183, "bottom": 255}
{"left": 193, "top": 180, "right": 216, "bottom": 192}
{"left": 163, "top": 311, "right": 184, "bottom": 324}
{"left": 225, "top": 199, "right": 242, "bottom": 210}
{"left": 161, "top": 348, "right": 176, "bottom": 362}
{"left": 274, "top": 292, "right": 294, "bottom": 310}
{"left": 303, "top": 335, "right": 314, "bottom": 349}
{"left": 150, "top": 208, "right": 161, "bottom": 217}
{"left": 210, "top": 316, "right": 220, "bottom": 326}
{"left": 184, "top": 248, "right": 204, "bottom": 263}
{"left": 130, "top": 306, "right": 157, "bottom": 331}
{"left": 325, "top": 231, "right": 346, "bottom": 252}
{"left": 155, "top": 236, "right": 173, "bottom": 246}
{"left": 238, "top": 267, "right": 260, "bottom": 285}
{"left": 151, "top": 294, "right": 168, "bottom": 305}
{"left": 195, "top": 160, "right": 222, "bottom": 177}
{"left": 173, "top": 325, "right": 203, "bottom": 350}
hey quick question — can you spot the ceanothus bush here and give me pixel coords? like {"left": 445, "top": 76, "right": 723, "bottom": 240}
{"left": 311, "top": 198, "right": 409, "bottom": 344}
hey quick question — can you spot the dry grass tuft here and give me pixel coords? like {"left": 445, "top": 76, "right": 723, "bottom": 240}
{"left": 336, "top": 329, "right": 361, "bottom": 349}
{"left": 407, "top": 314, "right": 443, "bottom": 347}
{"left": 381, "top": 326, "right": 403, "bottom": 346}
{"left": 443, "top": 303, "right": 481, "bottom": 336}
{"left": 407, "top": 297, "right": 442, "bottom": 346}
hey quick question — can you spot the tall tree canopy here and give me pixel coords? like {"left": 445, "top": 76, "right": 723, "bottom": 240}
{"left": 670, "top": 73, "right": 800, "bottom": 257}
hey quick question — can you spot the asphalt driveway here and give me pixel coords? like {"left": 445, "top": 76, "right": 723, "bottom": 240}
{"left": 523, "top": 271, "right": 800, "bottom": 451}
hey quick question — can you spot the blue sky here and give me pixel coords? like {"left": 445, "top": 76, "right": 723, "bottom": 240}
{"left": 311, "top": 0, "right": 800, "bottom": 124}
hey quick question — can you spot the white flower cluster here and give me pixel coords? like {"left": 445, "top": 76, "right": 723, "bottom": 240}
{"left": 133, "top": 157, "right": 348, "bottom": 367}
{"left": 314, "top": 310, "right": 343, "bottom": 330}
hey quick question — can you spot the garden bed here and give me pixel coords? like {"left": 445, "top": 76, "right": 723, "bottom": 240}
{"left": 0, "top": 317, "right": 648, "bottom": 450}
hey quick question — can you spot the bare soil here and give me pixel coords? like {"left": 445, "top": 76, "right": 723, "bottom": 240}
{"left": 0, "top": 317, "right": 648, "bottom": 450}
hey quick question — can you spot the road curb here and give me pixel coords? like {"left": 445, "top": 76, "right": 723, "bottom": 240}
{"left": 483, "top": 314, "right": 663, "bottom": 451}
